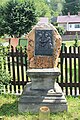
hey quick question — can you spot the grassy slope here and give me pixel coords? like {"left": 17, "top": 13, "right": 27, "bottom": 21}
{"left": 0, "top": 94, "right": 80, "bottom": 120}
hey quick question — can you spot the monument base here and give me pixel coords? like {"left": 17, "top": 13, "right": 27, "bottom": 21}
{"left": 18, "top": 68, "right": 67, "bottom": 113}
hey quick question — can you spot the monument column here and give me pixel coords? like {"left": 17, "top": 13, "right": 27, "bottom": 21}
{"left": 18, "top": 17, "right": 67, "bottom": 113}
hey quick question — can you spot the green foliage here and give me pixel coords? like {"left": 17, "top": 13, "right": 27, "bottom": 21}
{"left": 62, "top": 0, "right": 80, "bottom": 15}
{"left": 0, "top": 0, "right": 37, "bottom": 37}
{"left": 63, "top": 41, "right": 80, "bottom": 47}
{"left": 0, "top": 5, "right": 5, "bottom": 36}
{"left": 51, "top": 22, "right": 64, "bottom": 36}
{"left": 0, "top": 70, "right": 11, "bottom": 85}
{"left": 0, "top": 0, "right": 9, "bottom": 5}
{"left": 33, "top": 0, "right": 51, "bottom": 17}
{"left": 0, "top": 0, "right": 65, "bottom": 17}
{"left": 74, "top": 32, "right": 79, "bottom": 47}
{"left": 45, "top": 0, "right": 64, "bottom": 16}
{"left": 0, "top": 46, "right": 11, "bottom": 92}
{"left": 55, "top": 26, "right": 64, "bottom": 36}
{"left": 0, "top": 0, "right": 65, "bottom": 19}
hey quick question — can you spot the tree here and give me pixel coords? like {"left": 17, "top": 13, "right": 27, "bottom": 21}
{"left": 33, "top": 0, "right": 51, "bottom": 17}
{"left": 14, "top": 0, "right": 51, "bottom": 17}
{"left": 45, "top": 0, "right": 64, "bottom": 16}
{"left": 0, "top": 6, "right": 5, "bottom": 36}
{"left": 0, "top": 0, "right": 37, "bottom": 37}
{"left": 62, "top": 0, "right": 80, "bottom": 15}
{"left": 0, "top": 0, "right": 9, "bottom": 5}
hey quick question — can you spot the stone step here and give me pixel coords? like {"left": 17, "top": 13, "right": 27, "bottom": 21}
{"left": 19, "top": 95, "right": 67, "bottom": 104}
{"left": 18, "top": 102, "right": 67, "bottom": 113}
{"left": 23, "top": 91, "right": 63, "bottom": 97}
{"left": 23, "top": 86, "right": 63, "bottom": 96}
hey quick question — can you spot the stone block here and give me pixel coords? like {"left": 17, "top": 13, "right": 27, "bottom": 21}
{"left": 18, "top": 68, "right": 67, "bottom": 113}
{"left": 27, "top": 19, "right": 62, "bottom": 68}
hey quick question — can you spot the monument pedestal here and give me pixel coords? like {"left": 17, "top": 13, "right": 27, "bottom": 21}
{"left": 18, "top": 68, "right": 67, "bottom": 113}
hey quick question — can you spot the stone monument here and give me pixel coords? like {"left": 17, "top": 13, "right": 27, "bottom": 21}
{"left": 18, "top": 17, "right": 67, "bottom": 113}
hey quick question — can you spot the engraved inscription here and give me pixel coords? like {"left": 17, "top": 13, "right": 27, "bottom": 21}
{"left": 35, "top": 30, "right": 53, "bottom": 56}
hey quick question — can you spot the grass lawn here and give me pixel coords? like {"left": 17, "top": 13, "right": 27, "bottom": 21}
{"left": 0, "top": 94, "right": 80, "bottom": 120}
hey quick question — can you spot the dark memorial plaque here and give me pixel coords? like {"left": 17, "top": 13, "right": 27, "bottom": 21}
{"left": 35, "top": 30, "right": 53, "bottom": 56}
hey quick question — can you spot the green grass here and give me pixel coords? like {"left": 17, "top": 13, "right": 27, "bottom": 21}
{"left": 0, "top": 94, "right": 80, "bottom": 120}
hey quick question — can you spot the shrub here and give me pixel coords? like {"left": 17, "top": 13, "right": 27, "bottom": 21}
{"left": 0, "top": 46, "right": 11, "bottom": 92}
{"left": 51, "top": 22, "right": 64, "bottom": 36}
{"left": 0, "top": 70, "right": 11, "bottom": 85}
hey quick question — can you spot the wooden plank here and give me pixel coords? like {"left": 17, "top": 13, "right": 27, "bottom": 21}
{"left": 78, "top": 46, "right": 80, "bottom": 94}
{"left": 8, "top": 52, "right": 26, "bottom": 57}
{"left": 60, "top": 53, "right": 80, "bottom": 58}
{"left": 7, "top": 46, "right": 12, "bottom": 92}
{"left": 16, "top": 47, "right": 20, "bottom": 93}
{"left": 11, "top": 46, "right": 16, "bottom": 93}
{"left": 2, "top": 47, "right": 8, "bottom": 92}
{"left": 11, "top": 81, "right": 27, "bottom": 85}
{"left": 24, "top": 47, "right": 28, "bottom": 82}
{"left": 20, "top": 47, "right": 24, "bottom": 89}
{"left": 59, "top": 83, "right": 80, "bottom": 87}
{"left": 0, "top": 47, "right": 2, "bottom": 69}
{"left": 64, "top": 46, "right": 68, "bottom": 95}
{"left": 60, "top": 47, "right": 64, "bottom": 91}
{"left": 69, "top": 46, "right": 72, "bottom": 95}
{"left": 3, "top": 47, "right": 6, "bottom": 70}
{"left": 73, "top": 47, "right": 77, "bottom": 95}
{"left": 7, "top": 47, "right": 11, "bottom": 73}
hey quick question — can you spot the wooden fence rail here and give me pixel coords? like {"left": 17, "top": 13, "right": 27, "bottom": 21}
{"left": 0, "top": 45, "right": 80, "bottom": 96}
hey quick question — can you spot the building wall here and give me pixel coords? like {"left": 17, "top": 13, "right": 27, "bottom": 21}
{"left": 58, "top": 23, "right": 80, "bottom": 32}
{"left": 68, "top": 23, "right": 80, "bottom": 31}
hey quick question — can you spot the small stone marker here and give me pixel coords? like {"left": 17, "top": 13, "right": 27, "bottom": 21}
{"left": 18, "top": 17, "right": 67, "bottom": 113}
{"left": 39, "top": 106, "right": 50, "bottom": 120}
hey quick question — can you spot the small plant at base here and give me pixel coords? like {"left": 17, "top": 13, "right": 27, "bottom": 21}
{"left": 0, "top": 70, "right": 11, "bottom": 85}
{"left": 0, "top": 70, "right": 12, "bottom": 93}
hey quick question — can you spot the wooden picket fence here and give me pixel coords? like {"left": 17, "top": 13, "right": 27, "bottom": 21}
{"left": 57, "top": 46, "right": 80, "bottom": 96}
{"left": 1, "top": 45, "right": 80, "bottom": 96}
{"left": 0, "top": 46, "right": 28, "bottom": 94}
